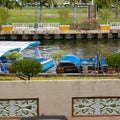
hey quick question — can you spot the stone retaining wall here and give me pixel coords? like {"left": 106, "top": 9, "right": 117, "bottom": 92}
{"left": 0, "top": 80, "right": 120, "bottom": 120}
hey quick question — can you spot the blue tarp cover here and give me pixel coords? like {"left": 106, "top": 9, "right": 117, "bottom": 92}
{"left": 0, "top": 41, "right": 40, "bottom": 57}
{"left": 60, "top": 54, "right": 80, "bottom": 67}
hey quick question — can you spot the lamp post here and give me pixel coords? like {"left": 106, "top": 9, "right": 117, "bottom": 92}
{"left": 40, "top": 2, "right": 42, "bottom": 27}
{"left": 34, "top": 1, "right": 38, "bottom": 30}
{"left": 115, "top": 0, "right": 119, "bottom": 22}
{"left": 73, "top": 3, "right": 76, "bottom": 25}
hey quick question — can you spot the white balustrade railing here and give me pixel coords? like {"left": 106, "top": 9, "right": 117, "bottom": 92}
{"left": 110, "top": 22, "right": 120, "bottom": 30}
{"left": 12, "top": 23, "right": 60, "bottom": 33}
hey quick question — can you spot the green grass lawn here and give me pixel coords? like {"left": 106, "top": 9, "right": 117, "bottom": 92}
{"left": 8, "top": 7, "right": 88, "bottom": 24}
{"left": 8, "top": 7, "right": 118, "bottom": 25}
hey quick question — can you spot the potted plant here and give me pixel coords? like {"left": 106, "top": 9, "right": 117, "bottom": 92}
{"left": 50, "top": 50, "right": 68, "bottom": 65}
{"left": 50, "top": 50, "right": 68, "bottom": 74}
{"left": 106, "top": 53, "right": 120, "bottom": 75}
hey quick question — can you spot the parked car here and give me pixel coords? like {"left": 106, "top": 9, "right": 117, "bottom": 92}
{"left": 21, "top": 115, "right": 68, "bottom": 120}
{"left": 61, "top": 2, "right": 70, "bottom": 7}
{"left": 43, "top": 3, "right": 50, "bottom": 7}
{"left": 54, "top": 3, "right": 58, "bottom": 8}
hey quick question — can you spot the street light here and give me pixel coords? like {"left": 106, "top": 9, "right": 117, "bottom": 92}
{"left": 34, "top": 1, "right": 38, "bottom": 29}
{"left": 73, "top": 3, "right": 76, "bottom": 25}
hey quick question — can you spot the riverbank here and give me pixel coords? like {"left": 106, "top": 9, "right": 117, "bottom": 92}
{"left": 0, "top": 30, "right": 119, "bottom": 40}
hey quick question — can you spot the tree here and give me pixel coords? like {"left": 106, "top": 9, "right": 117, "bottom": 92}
{"left": 112, "top": 0, "right": 120, "bottom": 22}
{"left": 98, "top": 8, "right": 113, "bottom": 24}
{"left": 0, "top": 7, "right": 10, "bottom": 24}
{"left": 94, "top": 0, "right": 120, "bottom": 22}
{"left": 94, "top": 0, "right": 113, "bottom": 10}
{"left": 0, "top": 0, "right": 23, "bottom": 24}
{"left": 58, "top": 10, "right": 70, "bottom": 24}
{"left": 11, "top": 59, "right": 43, "bottom": 80}
{"left": 0, "top": 0, "right": 22, "bottom": 9}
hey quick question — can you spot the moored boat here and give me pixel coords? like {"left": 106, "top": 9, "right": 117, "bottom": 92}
{"left": 56, "top": 54, "right": 107, "bottom": 74}
{"left": 80, "top": 56, "right": 107, "bottom": 74}
{"left": 56, "top": 54, "right": 81, "bottom": 73}
{"left": 0, "top": 41, "right": 55, "bottom": 72}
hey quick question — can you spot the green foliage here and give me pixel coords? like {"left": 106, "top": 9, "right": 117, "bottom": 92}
{"left": 94, "top": 0, "right": 113, "bottom": 9}
{"left": 58, "top": 10, "right": 70, "bottom": 25}
{"left": 106, "top": 53, "right": 120, "bottom": 68}
{"left": 112, "top": 0, "right": 120, "bottom": 8}
{"left": 35, "top": 0, "right": 55, "bottom": 4}
{"left": 98, "top": 8, "right": 113, "bottom": 24}
{"left": 4, "top": 51, "right": 23, "bottom": 61}
{"left": 0, "top": 7, "right": 10, "bottom": 24}
{"left": 0, "top": 0, "right": 22, "bottom": 9}
{"left": 70, "top": 0, "right": 81, "bottom": 5}
{"left": 50, "top": 50, "right": 68, "bottom": 64}
{"left": 11, "top": 59, "right": 42, "bottom": 80}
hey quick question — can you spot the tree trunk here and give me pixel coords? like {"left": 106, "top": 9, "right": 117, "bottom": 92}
{"left": 115, "top": 6, "right": 119, "bottom": 22}
{"left": 28, "top": 75, "right": 31, "bottom": 80}
{"left": 40, "top": 4, "right": 42, "bottom": 27}
{"left": 117, "top": 67, "right": 120, "bottom": 79}
{"left": 73, "top": 3, "right": 76, "bottom": 28}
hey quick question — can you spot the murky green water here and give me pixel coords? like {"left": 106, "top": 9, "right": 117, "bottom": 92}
{"left": 39, "top": 39, "right": 120, "bottom": 58}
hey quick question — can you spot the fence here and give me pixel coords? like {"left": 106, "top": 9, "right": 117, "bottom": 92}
{"left": 12, "top": 23, "right": 60, "bottom": 34}
{"left": 110, "top": 22, "right": 120, "bottom": 30}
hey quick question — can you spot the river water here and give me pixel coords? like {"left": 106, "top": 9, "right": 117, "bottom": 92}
{"left": 39, "top": 39, "right": 120, "bottom": 58}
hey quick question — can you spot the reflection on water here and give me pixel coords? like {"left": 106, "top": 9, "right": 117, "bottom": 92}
{"left": 39, "top": 39, "right": 120, "bottom": 58}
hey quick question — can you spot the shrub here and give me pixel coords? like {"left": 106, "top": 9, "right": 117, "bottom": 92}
{"left": 106, "top": 53, "right": 120, "bottom": 68}
{"left": 11, "top": 59, "right": 42, "bottom": 80}
{"left": 5, "top": 51, "right": 23, "bottom": 62}
{"left": 106, "top": 53, "right": 120, "bottom": 77}
{"left": 79, "top": 18, "right": 99, "bottom": 30}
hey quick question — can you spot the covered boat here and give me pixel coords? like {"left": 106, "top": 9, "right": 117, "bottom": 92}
{"left": 56, "top": 54, "right": 81, "bottom": 73}
{"left": 56, "top": 54, "right": 107, "bottom": 74}
{"left": 0, "top": 41, "right": 55, "bottom": 72}
{"left": 80, "top": 55, "right": 108, "bottom": 73}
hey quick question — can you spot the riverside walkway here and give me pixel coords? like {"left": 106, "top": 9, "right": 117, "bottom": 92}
{"left": 0, "top": 23, "right": 120, "bottom": 40}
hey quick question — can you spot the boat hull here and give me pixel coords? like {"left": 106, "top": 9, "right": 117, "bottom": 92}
{"left": 0, "top": 41, "right": 55, "bottom": 73}
{"left": 56, "top": 54, "right": 108, "bottom": 74}
{"left": 41, "top": 58, "right": 55, "bottom": 71}
{"left": 56, "top": 54, "right": 80, "bottom": 73}
{"left": 56, "top": 61, "right": 79, "bottom": 73}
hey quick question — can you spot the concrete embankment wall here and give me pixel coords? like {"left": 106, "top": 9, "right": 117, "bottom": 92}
{"left": 0, "top": 80, "right": 120, "bottom": 120}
